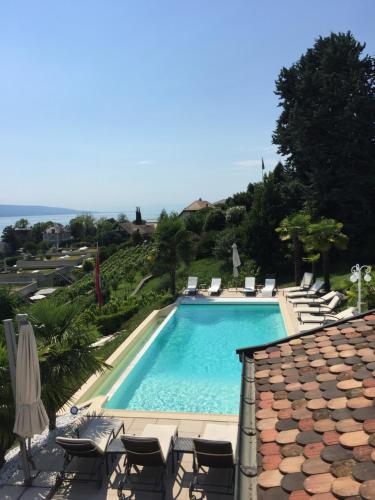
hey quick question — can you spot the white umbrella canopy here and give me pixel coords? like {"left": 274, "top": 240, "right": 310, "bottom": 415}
{"left": 232, "top": 243, "right": 241, "bottom": 278}
{"left": 13, "top": 322, "right": 49, "bottom": 438}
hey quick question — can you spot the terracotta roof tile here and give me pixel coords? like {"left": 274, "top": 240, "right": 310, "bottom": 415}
{"left": 250, "top": 313, "right": 375, "bottom": 499}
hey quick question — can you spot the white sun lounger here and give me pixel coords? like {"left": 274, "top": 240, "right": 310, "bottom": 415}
{"left": 299, "top": 307, "right": 356, "bottom": 324}
{"left": 296, "top": 294, "right": 342, "bottom": 316}
{"left": 289, "top": 290, "right": 337, "bottom": 306}
{"left": 208, "top": 277, "right": 221, "bottom": 295}
{"left": 185, "top": 276, "right": 198, "bottom": 295}
{"left": 244, "top": 277, "right": 256, "bottom": 295}
{"left": 282, "top": 272, "right": 314, "bottom": 293}
{"left": 260, "top": 278, "right": 276, "bottom": 298}
{"left": 286, "top": 279, "right": 324, "bottom": 298}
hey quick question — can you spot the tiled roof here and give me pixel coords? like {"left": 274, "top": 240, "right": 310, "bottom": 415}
{"left": 251, "top": 312, "right": 375, "bottom": 499}
{"left": 181, "top": 199, "right": 214, "bottom": 211}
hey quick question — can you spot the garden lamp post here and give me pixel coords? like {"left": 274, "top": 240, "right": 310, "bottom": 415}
{"left": 350, "top": 264, "right": 372, "bottom": 313}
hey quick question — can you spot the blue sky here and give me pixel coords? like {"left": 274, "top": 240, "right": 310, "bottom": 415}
{"left": 0, "top": 1, "right": 374, "bottom": 211}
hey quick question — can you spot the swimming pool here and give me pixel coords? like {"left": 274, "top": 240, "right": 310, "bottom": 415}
{"left": 104, "top": 303, "right": 287, "bottom": 414}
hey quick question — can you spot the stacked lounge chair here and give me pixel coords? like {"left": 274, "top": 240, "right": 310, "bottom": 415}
{"left": 208, "top": 277, "right": 222, "bottom": 295}
{"left": 243, "top": 276, "right": 256, "bottom": 295}
{"left": 299, "top": 306, "right": 356, "bottom": 325}
{"left": 286, "top": 279, "right": 324, "bottom": 299}
{"left": 289, "top": 289, "right": 337, "bottom": 306}
{"left": 295, "top": 293, "right": 343, "bottom": 318}
{"left": 282, "top": 272, "right": 314, "bottom": 294}
{"left": 185, "top": 276, "right": 198, "bottom": 295}
{"left": 260, "top": 278, "right": 276, "bottom": 298}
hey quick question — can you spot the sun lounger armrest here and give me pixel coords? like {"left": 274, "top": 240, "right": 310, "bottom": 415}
{"left": 105, "top": 421, "right": 125, "bottom": 449}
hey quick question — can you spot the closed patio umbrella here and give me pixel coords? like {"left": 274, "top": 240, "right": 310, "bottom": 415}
{"left": 13, "top": 321, "right": 49, "bottom": 438}
{"left": 232, "top": 243, "right": 241, "bottom": 278}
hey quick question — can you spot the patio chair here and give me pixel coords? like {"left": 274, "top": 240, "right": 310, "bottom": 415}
{"left": 185, "top": 276, "right": 198, "bottom": 295}
{"left": 243, "top": 276, "right": 256, "bottom": 295}
{"left": 189, "top": 423, "right": 238, "bottom": 499}
{"left": 282, "top": 272, "right": 314, "bottom": 293}
{"left": 289, "top": 289, "right": 337, "bottom": 306}
{"left": 117, "top": 423, "right": 178, "bottom": 499}
{"left": 286, "top": 279, "right": 324, "bottom": 299}
{"left": 295, "top": 293, "right": 342, "bottom": 317}
{"left": 55, "top": 416, "right": 124, "bottom": 488}
{"left": 208, "top": 277, "right": 222, "bottom": 295}
{"left": 260, "top": 278, "right": 276, "bottom": 298}
{"left": 299, "top": 306, "right": 356, "bottom": 324}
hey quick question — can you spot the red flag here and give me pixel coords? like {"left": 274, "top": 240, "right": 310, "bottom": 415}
{"left": 95, "top": 244, "right": 103, "bottom": 307}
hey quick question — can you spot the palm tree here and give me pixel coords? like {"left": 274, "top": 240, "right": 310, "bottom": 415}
{"left": 154, "top": 213, "right": 191, "bottom": 295}
{"left": 276, "top": 212, "right": 311, "bottom": 284}
{"left": 0, "top": 335, "right": 15, "bottom": 468}
{"left": 29, "top": 299, "right": 107, "bottom": 430}
{"left": 303, "top": 218, "right": 348, "bottom": 291}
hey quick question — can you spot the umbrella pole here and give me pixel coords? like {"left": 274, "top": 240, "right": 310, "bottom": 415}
{"left": 3, "top": 318, "right": 32, "bottom": 486}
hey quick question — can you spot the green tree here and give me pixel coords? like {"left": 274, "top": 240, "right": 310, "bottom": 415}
{"left": 69, "top": 214, "right": 96, "bottom": 242}
{"left": 273, "top": 32, "right": 375, "bottom": 259}
{"left": 303, "top": 218, "right": 348, "bottom": 291}
{"left": 117, "top": 212, "right": 129, "bottom": 223}
{"left": 154, "top": 213, "right": 191, "bottom": 294}
{"left": 276, "top": 212, "right": 311, "bottom": 284}
{"left": 226, "top": 206, "right": 246, "bottom": 225}
{"left": 14, "top": 218, "right": 29, "bottom": 229}
{"left": 203, "top": 209, "right": 226, "bottom": 231}
{"left": 1, "top": 226, "right": 18, "bottom": 254}
{"left": 29, "top": 300, "right": 106, "bottom": 430}
{"left": 0, "top": 288, "right": 16, "bottom": 321}
{"left": 0, "top": 333, "right": 15, "bottom": 467}
{"left": 133, "top": 207, "right": 145, "bottom": 225}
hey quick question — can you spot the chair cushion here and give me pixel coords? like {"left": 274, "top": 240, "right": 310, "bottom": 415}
{"left": 141, "top": 424, "right": 178, "bottom": 462}
{"left": 202, "top": 423, "right": 238, "bottom": 458}
{"left": 79, "top": 417, "right": 123, "bottom": 453}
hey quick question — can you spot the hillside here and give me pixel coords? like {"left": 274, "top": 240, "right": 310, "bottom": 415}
{"left": 0, "top": 204, "right": 82, "bottom": 217}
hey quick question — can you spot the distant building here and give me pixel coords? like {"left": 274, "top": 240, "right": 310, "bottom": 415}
{"left": 118, "top": 222, "right": 155, "bottom": 238}
{"left": 179, "top": 198, "right": 214, "bottom": 218}
{"left": 43, "top": 223, "right": 72, "bottom": 248}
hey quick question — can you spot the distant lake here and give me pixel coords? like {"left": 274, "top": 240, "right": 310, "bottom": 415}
{"left": 0, "top": 205, "right": 184, "bottom": 235}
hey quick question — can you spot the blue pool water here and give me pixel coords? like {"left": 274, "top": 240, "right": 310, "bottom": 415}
{"left": 105, "top": 304, "right": 286, "bottom": 414}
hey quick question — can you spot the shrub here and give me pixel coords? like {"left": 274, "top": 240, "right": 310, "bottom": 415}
{"left": 226, "top": 205, "right": 246, "bottom": 225}
{"left": 82, "top": 258, "right": 94, "bottom": 272}
{"left": 203, "top": 210, "right": 226, "bottom": 231}
{"left": 96, "top": 304, "right": 139, "bottom": 335}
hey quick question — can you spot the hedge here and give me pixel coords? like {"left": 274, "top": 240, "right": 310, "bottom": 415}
{"left": 96, "top": 304, "right": 139, "bottom": 335}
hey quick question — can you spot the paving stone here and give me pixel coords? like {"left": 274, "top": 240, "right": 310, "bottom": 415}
{"left": 261, "top": 442, "right": 281, "bottom": 456}
{"left": 304, "top": 473, "right": 335, "bottom": 494}
{"left": 347, "top": 396, "right": 373, "bottom": 409}
{"left": 307, "top": 399, "right": 327, "bottom": 410}
{"left": 337, "top": 379, "right": 362, "bottom": 390}
{"left": 278, "top": 408, "right": 293, "bottom": 420}
{"left": 272, "top": 399, "right": 292, "bottom": 410}
{"left": 312, "top": 408, "right": 331, "bottom": 421}
{"left": 299, "top": 418, "right": 315, "bottom": 432}
{"left": 261, "top": 429, "right": 279, "bottom": 443}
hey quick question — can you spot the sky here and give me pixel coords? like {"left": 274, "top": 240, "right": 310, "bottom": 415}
{"left": 0, "top": 1, "right": 374, "bottom": 211}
